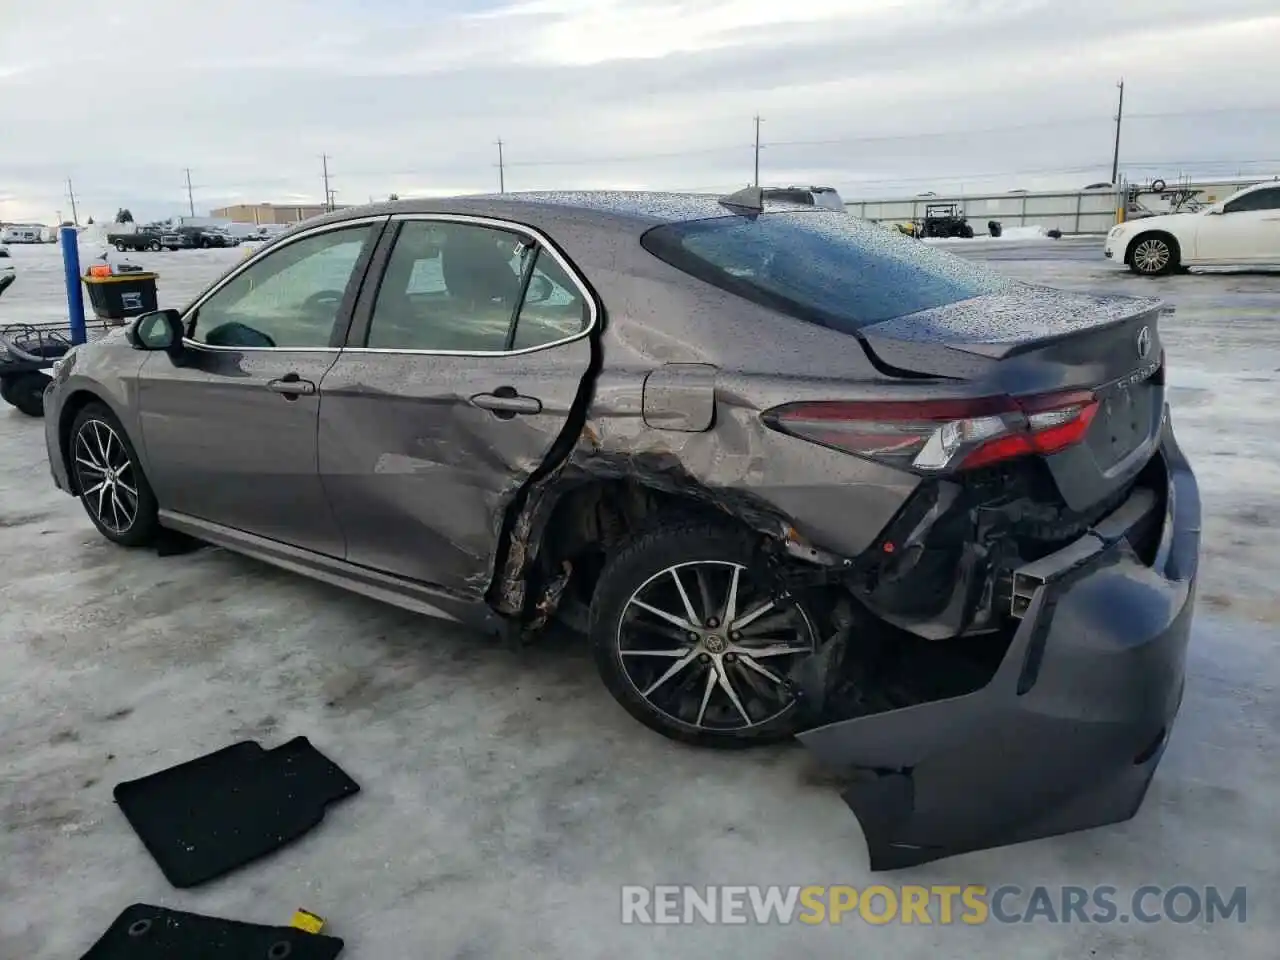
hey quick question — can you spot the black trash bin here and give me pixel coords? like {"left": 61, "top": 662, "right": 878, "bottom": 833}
{"left": 82, "top": 266, "right": 159, "bottom": 324}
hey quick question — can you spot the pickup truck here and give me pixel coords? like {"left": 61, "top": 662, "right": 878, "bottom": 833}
{"left": 109, "top": 229, "right": 163, "bottom": 252}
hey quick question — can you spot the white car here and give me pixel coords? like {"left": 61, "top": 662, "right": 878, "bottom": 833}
{"left": 1104, "top": 180, "right": 1280, "bottom": 275}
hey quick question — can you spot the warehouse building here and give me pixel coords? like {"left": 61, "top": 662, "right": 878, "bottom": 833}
{"left": 209, "top": 202, "right": 349, "bottom": 225}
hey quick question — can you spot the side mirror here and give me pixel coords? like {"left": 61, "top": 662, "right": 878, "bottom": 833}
{"left": 526, "top": 275, "right": 554, "bottom": 304}
{"left": 127, "top": 309, "right": 184, "bottom": 357}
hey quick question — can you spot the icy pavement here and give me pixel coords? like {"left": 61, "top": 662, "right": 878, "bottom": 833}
{"left": 1, "top": 242, "right": 1278, "bottom": 958}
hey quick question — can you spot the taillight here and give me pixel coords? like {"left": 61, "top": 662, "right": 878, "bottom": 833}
{"left": 763, "top": 390, "right": 1099, "bottom": 473}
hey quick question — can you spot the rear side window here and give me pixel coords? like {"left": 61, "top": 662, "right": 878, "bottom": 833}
{"left": 641, "top": 210, "right": 1014, "bottom": 331}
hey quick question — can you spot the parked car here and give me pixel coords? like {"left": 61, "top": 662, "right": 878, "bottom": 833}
{"left": 1105, "top": 180, "right": 1280, "bottom": 274}
{"left": 0, "top": 244, "right": 9, "bottom": 258}
{"left": 160, "top": 226, "right": 234, "bottom": 250}
{"left": 109, "top": 228, "right": 164, "bottom": 253}
{"left": 760, "top": 185, "right": 846, "bottom": 211}
{"left": 42, "top": 189, "right": 1199, "bottom": 867}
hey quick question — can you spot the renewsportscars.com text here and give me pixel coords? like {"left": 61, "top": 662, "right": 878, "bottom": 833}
{"left": 620, "top": 884, "right": 1247, "bottom": 925}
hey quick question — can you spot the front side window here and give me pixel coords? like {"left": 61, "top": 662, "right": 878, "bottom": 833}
{"left": 642, "top": 210, "right": 1015, "bottom": 331}
{"left": 367, "top": 220, "right": 529, "bottom": 352}
{"left": 191, "top": 225, "right": 372, "bottom": 348}
{"left": 1224, "top": 188, "right": 1280, "bottom": 214}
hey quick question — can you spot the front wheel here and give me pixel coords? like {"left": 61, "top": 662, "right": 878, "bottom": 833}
{"left": 590, "top": 523, "right": 819, "bottom": 748}
{"left": 69, "top": 403, "right": 160, "bottom": 546}
{"left": 115, "top": 242, "right": 127, "bottom": 252}
{"left": 1129, "top": 234, "right": 1180, "bottom": 276}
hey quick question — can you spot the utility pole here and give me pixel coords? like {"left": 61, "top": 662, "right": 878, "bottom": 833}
{"left": 321, "top": 154, "right": 332, "bottom": 211}
{"left": 184, "top": 167, "right": 195, "bottom": 216}
{"left": 1110, "top": 79, "right": 1125, "bottom": 184}
{"left": 753, "top": 115, "right": 763, "bottom": 187}
{"left": 495, "top": 138, "right": 505, "bottom": 193}
{"left": 66, "top": 178, "right": 79, "bottom": 226}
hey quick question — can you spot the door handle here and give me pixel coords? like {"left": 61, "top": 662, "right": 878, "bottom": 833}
{"left": 470, "top": 387, "right": 542, "bottom": 417}
{"left": 267, "top": 374, "right": 317, "bottom": 398}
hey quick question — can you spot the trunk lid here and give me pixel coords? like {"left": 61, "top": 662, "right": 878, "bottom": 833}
{"left": 860, "top": 286, "right": 1167, "bottom": 512}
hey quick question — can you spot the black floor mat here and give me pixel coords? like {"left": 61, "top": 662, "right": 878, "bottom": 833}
{"left": 81, "top": 904, "right": 344, "bottom": 959}
{"left": 114, "top": 736, "right": 359, "bottom": 888}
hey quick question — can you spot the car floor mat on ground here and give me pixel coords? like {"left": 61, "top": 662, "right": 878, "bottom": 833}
{"left": 81, "top": 904, "right": 344, "bottom": 959}
{"left": 114, "top": 736, "right": 359, "bottom": 888}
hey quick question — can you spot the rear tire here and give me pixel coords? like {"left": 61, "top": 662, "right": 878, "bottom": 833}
{"left": 148, "top": 240, "right": 161, "bottom": 252}
{"left": 115, "top": 242, "right": 126, "bottom": 252}
{"left": 589, "top": 522, "right": 818, "bottom": 748}
{"left": 1128, "top": 233, "right": 1180, "bottom": 276}
{"left": 69, "top": 402, "right": 160, "bottom": 547}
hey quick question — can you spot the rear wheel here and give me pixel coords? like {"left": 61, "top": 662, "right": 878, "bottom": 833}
{"left": 1128, "top": 233, "right": 1180, "bottom": 276}
{"left": 590, "top": 522, "right": 818, "bottom": 748}
{"left": 148, "top": 239, "right": 161, "bottom": 252}
{"left": 69, "top": 403, "right": 160, "bottom": 546}
{"left": 114, "top": 242, "right": 127, "bottom": 252}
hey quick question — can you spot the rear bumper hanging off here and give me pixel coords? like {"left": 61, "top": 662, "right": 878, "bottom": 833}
{"left": 798, "top": 414, "right": 1200, "bottom": 869}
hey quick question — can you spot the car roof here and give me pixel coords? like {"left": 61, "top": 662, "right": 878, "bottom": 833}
{"left": 294, "top": 190, "right": 818, "bottom": 237}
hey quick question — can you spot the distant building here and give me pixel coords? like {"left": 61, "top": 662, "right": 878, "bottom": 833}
{"left": 209, "top": 202, "right": 349, "bottom": 225}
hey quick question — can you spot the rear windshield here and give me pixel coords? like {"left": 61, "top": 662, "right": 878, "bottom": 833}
{"left": 641, "top": 210, "right": 1015, "bottom": 331}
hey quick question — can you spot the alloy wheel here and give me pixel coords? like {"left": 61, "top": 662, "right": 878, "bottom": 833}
{"left": 73, "top": 419, "right": 139, "bottom": 535}
{"left": 616, "top": 560, "right": 816, "bottom": 732}
{"left": 1133, "top": 238, "right": 1171, "bottom": 274}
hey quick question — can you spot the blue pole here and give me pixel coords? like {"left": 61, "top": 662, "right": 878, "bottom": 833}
{"left": 60, "top": 226, "right": 87, "bottom": 345}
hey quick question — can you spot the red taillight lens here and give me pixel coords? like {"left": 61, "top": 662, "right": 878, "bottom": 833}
{"left": 764, "top": 390, "right": 1099, "bottom": 473}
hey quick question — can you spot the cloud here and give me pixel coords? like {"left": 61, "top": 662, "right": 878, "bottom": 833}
{"left": 1, "top": 0, "right": 1278, "bottom": 223}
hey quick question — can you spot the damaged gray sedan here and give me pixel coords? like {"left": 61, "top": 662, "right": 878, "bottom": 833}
{"left": 43, "top": 189, "right": 1200, "bottom": 868}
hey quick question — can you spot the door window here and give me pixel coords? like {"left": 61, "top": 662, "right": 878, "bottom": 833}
{"left": 510, "top": 249, "right": 590, "bottom": 351}
{"left": 366, "top": 220, "right": 529, "bottom": 352}
{"left": 1224, "top": 188, "right": 1280, "bottom": 214}
{"left": 190, "top": 224, "right": 373, "bottom": 348}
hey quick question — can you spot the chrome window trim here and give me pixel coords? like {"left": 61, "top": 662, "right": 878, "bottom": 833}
{"left": 344, "top": 212, "right": 598, "bottom": 358}
{"left": 176, "top": 211, "right": 599, "bottom": 358}
{"left": 179, "top": 215, "right": 389, "bottom": 354}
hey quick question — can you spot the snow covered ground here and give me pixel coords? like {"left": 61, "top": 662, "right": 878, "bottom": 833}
{"left": 0, "top": 242, "right": 1277, "bottom": 959}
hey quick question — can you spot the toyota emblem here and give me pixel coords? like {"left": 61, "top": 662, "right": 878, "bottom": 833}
{"left": 1136, "top": 326, "right": 1152, "bottom": 360}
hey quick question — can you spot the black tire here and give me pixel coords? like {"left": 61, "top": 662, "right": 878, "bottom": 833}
{"left": 199, "top": 238, "right": 211, "bottom": 249}
{"left": 961, "top": 224, "right": 974, "bottom": 239}
{"left": 1127, "top": 233, "right": 1180, "bottom": 276}
{"left": 148, "top": 240, "right": 161, "bottom": 252}
{"left": 589, "top": 522, "right": 818, "bottom": 748}
{"left": 68, "top": 402, "right": 160, "bottom": 547}
{"left": 115, "top": 242, "right": 127, "bottom": 252}
{"left": 4, "top": 371, "right": 50, "bottom": 417}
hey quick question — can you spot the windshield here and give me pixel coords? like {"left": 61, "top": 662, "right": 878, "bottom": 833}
{"left": 641, "top": 210, "right": 1015, "bottom": 331}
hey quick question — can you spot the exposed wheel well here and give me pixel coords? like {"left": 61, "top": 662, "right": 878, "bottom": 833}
{"left": 529, "top": 479, "right": 762, "bottom": 611}
{"left": 1124, "top": 230, "right": 1180, "bottom": 266}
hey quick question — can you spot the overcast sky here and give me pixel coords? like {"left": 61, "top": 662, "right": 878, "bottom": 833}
{"left": 2, "top": 0, "right": 1279, "bottom": 223}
